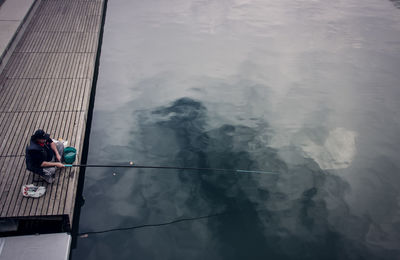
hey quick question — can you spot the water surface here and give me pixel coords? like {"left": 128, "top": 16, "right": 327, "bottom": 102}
{"left": 71, "top": 0, "right": 400, "bottom": 259}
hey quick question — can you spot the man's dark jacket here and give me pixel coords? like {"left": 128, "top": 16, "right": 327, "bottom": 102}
{"left": 25, "top": 137, "right": 54, "bottom": 175}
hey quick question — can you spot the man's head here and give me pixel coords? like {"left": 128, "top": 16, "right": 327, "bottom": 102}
{"left": 31, "top": 129, "right": 49, "bottom": 143}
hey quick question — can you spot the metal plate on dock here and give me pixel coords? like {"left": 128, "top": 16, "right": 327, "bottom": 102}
{"left": 0, "top": 233, "right": 71, "bottom": 260}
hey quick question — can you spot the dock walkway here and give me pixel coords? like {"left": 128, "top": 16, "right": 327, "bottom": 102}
{"left": 0, "top": 0, "right": 104, "bottom": 232}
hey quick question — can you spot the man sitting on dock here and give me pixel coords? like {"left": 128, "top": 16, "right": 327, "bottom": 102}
{"left": 25, "top": 129, "right": 65, "bottom": 184}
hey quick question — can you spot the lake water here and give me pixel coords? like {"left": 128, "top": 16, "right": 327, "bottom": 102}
{"left": 70, "top": 0, "right": 400, "bottom": 259}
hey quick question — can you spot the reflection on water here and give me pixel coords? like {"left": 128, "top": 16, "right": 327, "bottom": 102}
{"left": 271, "top": 127, "right": 357, "bottom": 170}
{"left": 71, "top": 0, "right": 400, "bottom": 259}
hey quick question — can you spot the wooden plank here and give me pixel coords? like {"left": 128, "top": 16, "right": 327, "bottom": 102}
{"left": 0, "top": 157, "right": 13, "bottom": 215}
{"left": 55, "top": 50, "right": 75, "bottom": 111}
{"left": 4, "top": 53, "right": 20, "bottom": 79}
{"left": 8, "top": 53, "right": 29, "bottom": 79}
{"left": 0, "top": 157, "right": 12, "bottom": 205}
{"left": 39, "top": 53, "right": 53, "bottom": 79}
{"left": 0, "top": 156, "right": 23, "bottom": 217}
{"left": 0, "top": 79, "right": 15, "bottom": 111}
{"left": 0, "top": 78, "right": 20, "bottom": 112}
{"left": 8, "top": 79, "right": 31, "bottom": 112}
{"left": 78, "top": 79, "right": 89, "bottom": 111}
{"left": 48, "top": 32, "right": 61, "bottom": 53}
{"left": 5, "top": 157, "right": 28, "bottom": 217}
{"left": 36, "top": 78, "right": 53, "bottom": 110}
{"left": 55, "top": 112, "right": 77, "bottom": 215}
{"left": 27, "top": 51, "right": 47, "bottom": 79}
{"left": 0, "top": 112, "right": 16, "bottom": 153}
{"left": 0, "top": 52, "right": 18, "bottom": 82}
{"left": 0, "top": 112, "right": 24, "bottom": 155}
{"left": 53, "top": 53, "right": 65, "bottom": 79}
{"left": 65, "top": 79, "right": 76, "bottom": 111}
{"left": 8, "top": 112, "right": 32, "bottom": 154}
{"left": 63, "top": 112, "right": 82, "bottom": 219}
{"left": 47, "top": 111, "right": 70, "bottom": 215}
{"left": 51, "top": 122, "right": 70, "bottom": 214}
{"left": 51, "top": 113, "right": 72, "bottom": 214}
{"left": 28, "top": 26, "right": 49, "bottom": 53}
{"left": 4, "top": 53, "right": 21, "bottom": 79}
{"left": 77, "top": 32, "right": 86, "bottom": 53}
{"left": 52, "top": 79, "right": 81, "bottom": 215}
{"left": 8, "top": 79, "right": 32, "bottom": 112}
{"left": 0, "top": 114, "right": 7, "bottom": 147}
{"left": 66, "top": 80, "right": 79, "bottom": 111}
{"left": 61, "top": 32, "right": 72, "bottom": 53}
{"left": 53, "top": 79, "right": 69, "bottom": 111}
{"left": 21, "top": 53, "right": 37, "bottom": 79}
{"left": 10, "top": 111, "right": 35, "bottom": 156}
{"left": 24, "top": 79, "right": 43, "bottom": 112}
{"left": 3, "top": 113, "right": 25, "bottom": 155}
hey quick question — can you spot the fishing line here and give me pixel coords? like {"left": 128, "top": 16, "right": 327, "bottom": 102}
{"left": 77, "top": 211, "right": 232, "bottom": 237}
{"left": 77, "top": 207, "right": 271, "bottom": 237}
{"left": 65, "top": 164, "right": 279, "bottom": 175}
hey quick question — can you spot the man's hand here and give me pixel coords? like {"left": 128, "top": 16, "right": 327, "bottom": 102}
{"left": 55, "top": 162, "right": 65, "bottom": 168}
{"left": 56, "top": 153, "right": 62, "bottom": 162}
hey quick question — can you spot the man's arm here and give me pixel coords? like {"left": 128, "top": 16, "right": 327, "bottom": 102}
{"left": 41, "top": 161, "right": 64, "bottom": 168}
{"left": 50, "top": 141, "right": 61, "bottom": 162}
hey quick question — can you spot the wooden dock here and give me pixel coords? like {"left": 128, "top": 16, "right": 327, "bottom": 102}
{"left": 0, "top": 0, "right": 104, "bottom": 233}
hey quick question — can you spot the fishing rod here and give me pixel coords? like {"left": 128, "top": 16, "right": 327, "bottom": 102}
{"left": 64, "top": 164, "right": 278, "bottom": 175}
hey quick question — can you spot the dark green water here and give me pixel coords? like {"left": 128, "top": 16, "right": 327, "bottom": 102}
{"left": 71, "top": 0, "right": 400, "bottom": 259}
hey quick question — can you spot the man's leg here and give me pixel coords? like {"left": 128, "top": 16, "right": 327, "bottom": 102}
{"left": 41, "top": 167, "right": 56, "bottom": 183}
{"left": 40, "top": 142, "right": 65, "bottom": 184}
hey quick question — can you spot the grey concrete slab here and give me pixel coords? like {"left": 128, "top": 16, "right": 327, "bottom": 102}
{"left": 0, "top": 0, "right": 35, "bottom": 21}
{"left": 0, "top": 0, "right": 36, "bottom": 64}
{"left": 0, "top": 233, "right": 71, "bottom": 260}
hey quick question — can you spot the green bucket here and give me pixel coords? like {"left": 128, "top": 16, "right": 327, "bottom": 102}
{"left": 64, "top": 146, "right": 77, "bottom": 164}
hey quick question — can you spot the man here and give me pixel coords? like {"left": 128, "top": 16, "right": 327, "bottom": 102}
{"left": 25, "top": 129, "right": 65, "bottom": 183}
